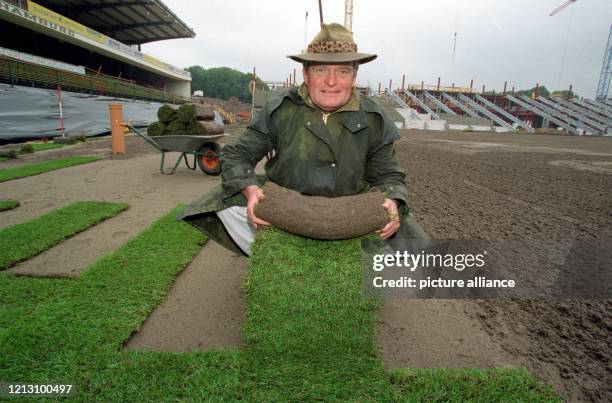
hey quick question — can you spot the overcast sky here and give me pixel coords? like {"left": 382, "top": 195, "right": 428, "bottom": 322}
{"left": 142, "top": 0, "right": 612, "bottom": 98}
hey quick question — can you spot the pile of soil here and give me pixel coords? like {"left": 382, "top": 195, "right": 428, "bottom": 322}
{"left": 395, "top": 130, "right": 611, "bottom": 402}
{"left": 192, "top": 96, "right": 250, "bottom": 115}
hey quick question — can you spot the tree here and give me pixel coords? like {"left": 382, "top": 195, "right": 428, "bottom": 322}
{"left": 185, "top": 66, "right": 267, "bottom": 103}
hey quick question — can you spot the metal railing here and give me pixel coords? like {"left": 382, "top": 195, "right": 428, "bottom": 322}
{"left": 0, "top": 55, "right": 189, "bottom": 104}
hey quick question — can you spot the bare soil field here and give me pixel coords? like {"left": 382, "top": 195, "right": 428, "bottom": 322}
{"left": 392, "top": 130, "right": 611, "bottom": 402}
{"left": 2, "top": 127, "right": 610, "bottom": 401}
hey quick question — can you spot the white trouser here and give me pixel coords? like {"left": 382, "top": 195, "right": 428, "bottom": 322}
{"left": 216, "top": 206, "right": 256, "bottom": 256}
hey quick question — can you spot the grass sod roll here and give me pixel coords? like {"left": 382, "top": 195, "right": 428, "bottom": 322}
{"left": 157, "top": 104, "right": 176, "bottom": 124}
{"left": 0, "top": 156, "right": 101, "bottom": 183}
{"left": 0, "top": 201, "right": 128, "bottom": 270}
{"left": 176, "top": 104, "right": 197, "bottom": 124}
{"left": 186, "top": 119, "right": 205, "bottom": 136}
{"left": 147, "top": 121, "right": 166, "bottom": 136}
{"left": 0, "top": 199, "right": 19, "bottom": 212}
{"left": 166, "top": 120, "right": 187, "bottom": 135}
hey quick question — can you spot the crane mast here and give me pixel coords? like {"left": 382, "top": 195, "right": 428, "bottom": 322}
{"left": 344, "top": 0, "right": 353, "bottom": 32}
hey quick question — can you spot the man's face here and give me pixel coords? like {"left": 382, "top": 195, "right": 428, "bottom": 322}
{"left": 303, "top": 63, "right": 357, "bottom": 112}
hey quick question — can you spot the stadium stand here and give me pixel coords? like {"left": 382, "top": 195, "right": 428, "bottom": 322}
{"left": 0, "top": 0, "right": 196, "bottom": 140}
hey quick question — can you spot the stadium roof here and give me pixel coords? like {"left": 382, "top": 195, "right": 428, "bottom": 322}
{"left": 34, "top": 0, "right": 196, "bottom": 45}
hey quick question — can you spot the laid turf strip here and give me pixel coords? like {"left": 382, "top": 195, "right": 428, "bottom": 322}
{"left": 31, "top": 143, "right": 64, "bottom": 152}
{"left": 0, "top": 210, "right": 559, "bottom": 400}
{"left": 0, "top": 199, "right": 19, "bottom": 212}
{"left": 0, "top": 156, "right": 100, "bottom": 182}
{"left": 0, "top": 208, "right": 238, "bottom": 400}
{"left": 242, "top": 229, "right": 558, "bottom": 401}
{"left": 0, "top": 201, "right": 128, "bottom": 270}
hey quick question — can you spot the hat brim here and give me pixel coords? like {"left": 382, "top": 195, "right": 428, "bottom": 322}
{"left": 287, "top": 52, "right": 377, "bottom": 65}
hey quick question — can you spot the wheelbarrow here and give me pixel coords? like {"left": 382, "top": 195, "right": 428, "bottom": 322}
{"left": 125, "top": 124, "right": 225, "bottom": 175}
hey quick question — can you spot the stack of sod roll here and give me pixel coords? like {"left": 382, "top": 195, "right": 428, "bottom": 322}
{"left": 147, "top": 104, "right": 224, "bottom": 136}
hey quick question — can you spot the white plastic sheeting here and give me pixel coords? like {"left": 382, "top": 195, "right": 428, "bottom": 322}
{"left": 0, "top": 83, "right": 175, "bottom": 141}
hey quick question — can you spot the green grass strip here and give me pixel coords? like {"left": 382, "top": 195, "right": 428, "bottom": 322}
{"left": 0, "top": 156, "right": 100, "bottom": 182}
{"left": 31, "top": 143, "right": 64, "bottom": 152}
{"left": 242, "top": 228, "right": 559, "bottom": 401}
{"left": 0, "top": 275, "right": 69, "bottom": 339}
{"left": 0, "top": 201, "right": 128, "bottom": 270}
{"left": 0, "top": 208, "right": 243, "bottom": 401}
{"left": 390, "top": 368, "right": 559, "bottom": 401}
{"left": 0, "top": 199, "right": 19, "bottom": 212}
{"left": 0, "top": 213, "right": 559, "bottom": 400}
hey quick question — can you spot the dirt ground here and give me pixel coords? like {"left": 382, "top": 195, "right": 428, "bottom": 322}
{"left": 1, "top": 127, "right": 610, "bottom": 401}
{"left": 391, "top": 130, "right": 611, "bottom": 402}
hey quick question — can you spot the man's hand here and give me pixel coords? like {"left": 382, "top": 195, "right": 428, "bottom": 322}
{"left": 241, "top": 185, "right": 271, "bottom": 228}
{"left": 376, "top": 198, "right": 400, "bottom": 239}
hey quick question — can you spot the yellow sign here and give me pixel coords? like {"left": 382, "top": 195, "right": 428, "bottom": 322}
{"left": 27, "top": 0, "right": 106, "bottom": 44}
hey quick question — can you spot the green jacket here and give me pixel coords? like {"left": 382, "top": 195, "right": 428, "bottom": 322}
{"left": 179, "top": 85, "right": 425, "bottom": 255}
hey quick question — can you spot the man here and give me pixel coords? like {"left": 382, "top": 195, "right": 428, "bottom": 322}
{"left": 179, "top": 23, "right": 427, "bottom": 255}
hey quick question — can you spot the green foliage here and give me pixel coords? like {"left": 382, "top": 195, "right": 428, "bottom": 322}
{"left": 514, "top": 85, "right": 551, "bottom": 98}
{"left": 0, "top": 156, "right": 100, "bottom": 182}
{"left": 186, "top": 66, "right": 267, "bottom": 103}
{"left": 0, "top": 201, "right": 128, "bottom": 269}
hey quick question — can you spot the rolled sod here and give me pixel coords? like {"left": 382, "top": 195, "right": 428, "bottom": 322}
{"left": 176, "top": 104, "right": 197, "bottom": 123}
{"left": 255, "top": 181, "right": 388, "bottom": 239}
{"left": 147, "top": 121, "right": 166, "bottom": 136}
{"left": 166, "top": 120, "right": 187, "bottom": 134}
{"left": 194, "top": 104, "right": 215, "bottom": 121}
{"left": 0, "top": 201, "right": 128, "bottom": 270}
{"left": 157, "top": 104, "right": 176, "bottom": 124}
{"left": 0, "top": 156, "right": 101, "bottom": 183}
{"left": 0, "top": 199, "right": 19, "bottom": 212}
{"left": 198, "top": 121, "right": 224, "bottom": 135}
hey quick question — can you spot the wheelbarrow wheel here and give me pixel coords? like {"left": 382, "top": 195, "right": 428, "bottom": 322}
{"left": 197, "top": 142, "right": 222, "bottom": 175}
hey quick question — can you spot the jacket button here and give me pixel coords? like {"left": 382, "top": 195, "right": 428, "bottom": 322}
{"left": 331, "top": 163, "right": 336, "bottom": 167}
{"left": 307, "top": 121, "right": 311, "bottom": 126}
{"left": 356, "top": 123, "right": 361, "bottom": 128}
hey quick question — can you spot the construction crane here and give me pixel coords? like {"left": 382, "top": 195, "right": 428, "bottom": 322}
{"left": 549, "top": 0, "right": 577, "bottom": 16}
{"left": 596, "top": 25, "right": 612, "bottom": 100}
{"left": 344, "top": 0, "right": 353, "bottom": 31}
